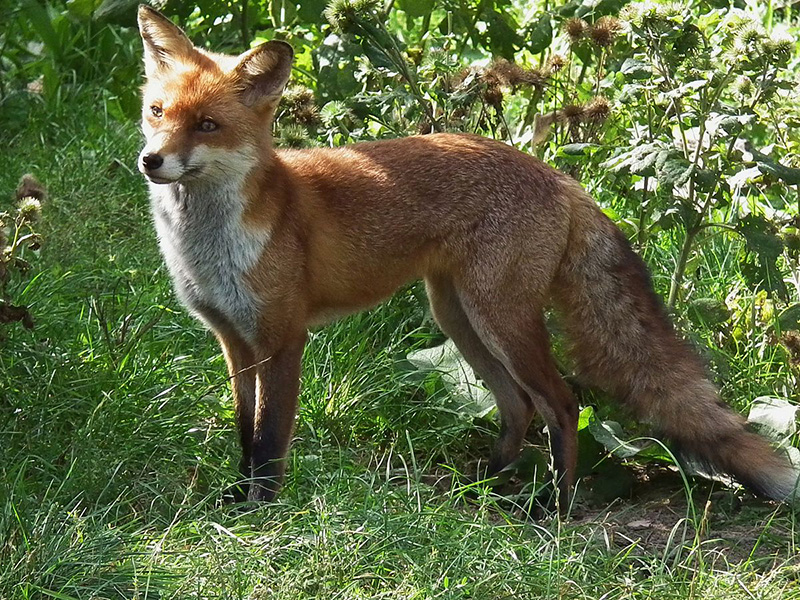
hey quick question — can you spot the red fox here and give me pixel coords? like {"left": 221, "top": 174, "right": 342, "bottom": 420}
{"left": 137, "top": 5, "right": 798, "bottom": 506}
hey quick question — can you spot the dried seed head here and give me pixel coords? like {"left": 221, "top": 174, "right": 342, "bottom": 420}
{"left": 588, "top": 16, "right": 622, "bottom": 48}
{"left": 482, "top": 83, "right": 504, "bottom": 109}
{"left": 483, "top": 59, "right": 548, "bottom": 89}
{"left": 282, "top": 87, "right": 320, "bottom": 125}
{"left": 417, "top": 120, "right": 433, "bottom": 135}
{"left": 559, "top": 103, "right": 585, "bottom": 124}
{"left": 785, "top": 232, "right": 800, "bottom": 257}
{"left": 283, "top": 86, "right": 315, "bottom": 110}
{"left": 563, "top": 18, "right": 587, "bottom": 43}
{"left": 584, "top": 96, "right": 611, "bottom": 123}
{"left": 547, "top": 54, "right": 566, "bottom": 73}
{"left": 781, "top": 331, "right": 800, "bottom": 364}
{"left": 16, "top": 174, "right": 46, "bottom": 203}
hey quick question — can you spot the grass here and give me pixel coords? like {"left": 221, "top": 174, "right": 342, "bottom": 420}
{"left": 2, "top": 87, "right": 800, "bottom": 600}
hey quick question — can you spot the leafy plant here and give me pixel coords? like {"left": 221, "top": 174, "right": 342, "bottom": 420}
{"left": 1, "top": 175, "right": 45, "bottom": 332}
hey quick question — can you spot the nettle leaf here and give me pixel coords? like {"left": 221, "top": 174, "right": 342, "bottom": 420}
{"left": 482, "top": 7, "right": 523, "bottom": 59}
{"left": 737, "top": 214, "right": 788, "bottom": 300}
{"left": 588, "top": 418, "right": 641, "bottom": 459}
{"left": 526, "top": 14, "right": 552, "bottom": 55}
{"left": 747, "top": 397, "right": 799, "bottom": 442}
{"left": 736, "top": 139, "right": 800, "bottom": 185}
{"left": 620, "top": 58, "right": 652, "bottom": 80}
{"left": 558, "top": 143, "right": 598, "bottom": 157}
{"left": 778, "top": 304, "right": 800, "bottom": 331}
{"left": 406, "top": 339, "right": 495, "bottom": 419}
{"left": 689, "top": 297, "right": 730, "bottom": 326}
{"left": 656, "top": 153, "right": 693, "bottom": 187}
{"left": 396, "top": 0, "right": 434, "bottom": 18}
{"left": 602, "top": 141, "right": 669, "bottom": 176}
{"left": 494, "top": 446, "right": 550, "bottom": 486}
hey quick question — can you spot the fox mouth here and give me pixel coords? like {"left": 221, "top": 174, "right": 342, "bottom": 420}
{"left": 144, "top": 167, "right": 204, "bottom": 185}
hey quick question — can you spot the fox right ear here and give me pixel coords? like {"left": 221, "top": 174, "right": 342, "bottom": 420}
{"left": 137, "top": 5, "right": 195, "bottom": 77}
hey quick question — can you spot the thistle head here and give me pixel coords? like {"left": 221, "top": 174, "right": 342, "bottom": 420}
{"left": 276, "top": 123, "right": 313, "bottom": 148}
{"left": 584, "top": 96, "right": 611, "bottom": 123}
{"left": 560, "top": 103, "right": 585, "bottom": 124}
{"left": 17, "top": 197, "right": 42, "bottom": 224}
{"left": 588, "top": 16, "right": 623, "bottom": 48}
{"left": 325, "top": 0, "right": 380, "bottom": 32}
{"left": 563, "top": 18, "right": 587, "bottom": 43}
{"left": 547, "top": 54, "right": 566, "bottom": 73}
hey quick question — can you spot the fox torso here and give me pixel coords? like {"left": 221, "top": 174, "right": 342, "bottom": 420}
{"left": 149, "top": 176, "right": 269, "bottom": 342}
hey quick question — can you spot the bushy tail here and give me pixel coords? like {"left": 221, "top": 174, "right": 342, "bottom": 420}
{"left": 553, "top": 192, "right": 799, "bottom": 503}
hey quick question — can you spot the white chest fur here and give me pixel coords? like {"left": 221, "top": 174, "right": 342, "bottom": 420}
{"left": 149, "top": 180, "right": 269, "bottom": 342}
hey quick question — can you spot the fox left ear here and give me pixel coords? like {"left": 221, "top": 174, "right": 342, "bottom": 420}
{"left": 235, "top": 41, "right": 294, "bottom": 108}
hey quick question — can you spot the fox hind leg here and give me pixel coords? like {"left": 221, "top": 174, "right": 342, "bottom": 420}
{"left": 453, "top": 282, "right": 580, "bottom": 508}
{"left": 426, "top": 276, "right": 535, "bottom": 477}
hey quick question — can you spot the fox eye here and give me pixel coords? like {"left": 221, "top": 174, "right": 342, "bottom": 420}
{"left": 198, "top": 118, "right": 218, "bottom": 132}
{"left": 150, "top": 105, "right": 163, "bottom": 118}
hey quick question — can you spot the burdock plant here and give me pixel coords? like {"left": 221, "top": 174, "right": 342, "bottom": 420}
{"left": 1, "top": 174, "right": 45, "bottom": 332}
{"left": 325, "top": 0, "right": 439, "bottom": 130}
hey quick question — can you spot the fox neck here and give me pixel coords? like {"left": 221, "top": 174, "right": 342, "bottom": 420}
{"left": 149, "top": 150, "right": 279, "bottom": 343}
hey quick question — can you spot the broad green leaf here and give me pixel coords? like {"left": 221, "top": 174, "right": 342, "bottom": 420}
{"left": 735, "top": 140, "right": 800, "bottom": 185}
{"left": 620, "top": 58, "right": 652, "bottom": 80}
{"left": 94, "top": 0, "right": 138, "bottom": 24}
{"left": 482, "top": 7, "right": 522, "bottom": 59}
{"left": 778, "top": 304, "right": 800, "bottom": 331}
{"left": 297, "top": 0, "right": 329, "bottom": 23}
{"left": 406, "top": 339, "right": 495, "bottom": 419}
{"left": 19, "top": 0, "right": 62, "bottom": 60}
{"left": 737, "top": 214, "right": 788, "bottom": 300}
{"left": 526, "top": 14, "right": 552, "bottom": 55}
{"left": 747, "top": 397, "right": 799, "bottom": 442}
{"left": 602, "top": 141, "right": 669, "bottom": 175}
{"left": 689, "top": 297, "right": 730, "bottom": 326}
{"left": 656, "top": 154, "right": 693, "bottom": 187}
{"left": 396, "top": 0, "right": 434, "bottom": 19}
{"left": 558, "top": 143, "right": 597, "bottom": 157}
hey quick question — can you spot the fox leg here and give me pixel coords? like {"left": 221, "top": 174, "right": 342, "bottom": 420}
{"left": 218, "top": 334, "right": 257, "bottom": 501}
{"left": 426, "top": 276, "right": 535, "bottom": 475}
{"left": 455, "top": 285, "right": 580, "bottom": 507}
{"left": 248, "top": 333, "right": 307, "bottom": 502}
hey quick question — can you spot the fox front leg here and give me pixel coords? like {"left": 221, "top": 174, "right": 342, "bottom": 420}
{"left": 248, "top": 334, "right": 307, "bottom": 502}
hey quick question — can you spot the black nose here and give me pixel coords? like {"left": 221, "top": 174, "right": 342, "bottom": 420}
{"left": 142, "top": 153, "right": 163, "bottom": 171}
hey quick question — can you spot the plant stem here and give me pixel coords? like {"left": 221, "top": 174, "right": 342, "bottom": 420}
{"left": 241, "top": 0, "right": 250, "bottom": 47}
{"left": 667, "top": 225, "right": 699, "bottom": 310}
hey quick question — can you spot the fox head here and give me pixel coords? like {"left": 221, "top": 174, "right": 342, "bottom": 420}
{"left": 137, "top": 5, "right": 293, "bottom": 185}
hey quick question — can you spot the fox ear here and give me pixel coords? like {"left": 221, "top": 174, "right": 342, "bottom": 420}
{"left": 235, "top": 41, "right": 294, "bottom": 108}
{"left": 137, "top": 5, "right": 195, "bottom": 77}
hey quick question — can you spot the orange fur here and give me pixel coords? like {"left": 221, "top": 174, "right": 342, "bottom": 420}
{"left": 137, "top": 6, "right": 799, "bottom": 506}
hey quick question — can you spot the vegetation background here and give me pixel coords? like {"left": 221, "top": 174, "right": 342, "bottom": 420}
{"left": 2, "top": 0, "right": 800, "bottom": 597}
